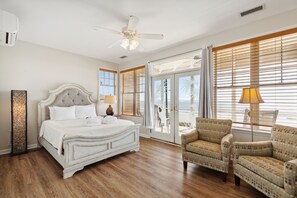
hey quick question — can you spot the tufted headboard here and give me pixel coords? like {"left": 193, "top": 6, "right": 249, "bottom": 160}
{"left": 38, "top": 83, "right": 96, "bottom": 129}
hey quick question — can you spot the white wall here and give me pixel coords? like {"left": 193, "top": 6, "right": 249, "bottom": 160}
{"left": 0, "top": 41, "right": 117, "bottom": 154}
{"left": 119, "top": 9, "right": 297, "bottom": 141}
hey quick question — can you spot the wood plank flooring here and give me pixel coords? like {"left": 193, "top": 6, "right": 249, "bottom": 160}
{"left": 0, "top": 138, "right": 266, "bottom": 198}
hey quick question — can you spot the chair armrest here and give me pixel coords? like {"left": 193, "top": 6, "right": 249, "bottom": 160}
{"left": 221, "top": 134, "right": 233, "bottom": 162}
{"left": 181, "top": 129, "right": 198, "bottom": 151}
{"left": 284, "top": 159, "right": 297, "bottom": 197}
{"left": 233, "top": 141, "right": 273, "bottom": 165}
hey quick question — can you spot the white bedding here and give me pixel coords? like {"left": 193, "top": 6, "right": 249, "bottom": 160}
{"left": 40, "top": 118, "right": 135, "bottom": 155}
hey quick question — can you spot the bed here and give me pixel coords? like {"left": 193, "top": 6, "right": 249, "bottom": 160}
{"left": 37, "top": 83, "right": 140, "bottom": 179}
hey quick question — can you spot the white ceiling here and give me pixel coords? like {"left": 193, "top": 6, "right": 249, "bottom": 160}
{"left": 1, "top": 0, "right": 297, "bottom": 64}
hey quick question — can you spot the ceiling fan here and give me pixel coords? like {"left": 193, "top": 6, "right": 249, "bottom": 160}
{"left": 93, "top": 15, "right": 164, "bottom": 51}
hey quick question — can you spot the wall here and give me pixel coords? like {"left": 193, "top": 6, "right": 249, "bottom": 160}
{"left": 119, "top": 9, "right": 297, "bottom": 141}
{"left": 0, "top": 41, "right": 117, "bottom": 154}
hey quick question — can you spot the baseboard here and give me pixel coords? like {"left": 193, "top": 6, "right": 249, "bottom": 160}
{"left": 0, "top": 148, "right": 10, "bottom": 156}
{"left": 0, "top": 143, "right": 39, "bottom": 156}
{"left": 139, "top": 133, "right": 150, "bottom": 138}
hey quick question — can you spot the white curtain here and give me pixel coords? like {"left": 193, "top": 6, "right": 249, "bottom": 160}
{"left": 143, "top": 63, "right": 154, "bottom": 128}
{"left": 198, "top": 46, "right": 214, "bottom": 118}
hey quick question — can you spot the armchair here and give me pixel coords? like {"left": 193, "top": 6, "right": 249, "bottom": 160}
{"left": 181, "top": 118, "right": 233, "bottom": 181}
{"left": 233, "top": 124, "right": 297, "bottom": 198}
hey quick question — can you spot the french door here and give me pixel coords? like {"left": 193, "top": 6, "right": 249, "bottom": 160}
{"left": 151, "top": 70, "right": 200, "bottom": 144}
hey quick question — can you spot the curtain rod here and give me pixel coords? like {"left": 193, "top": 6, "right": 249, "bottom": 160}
{"left": 148, "top": 48, "right": 203, "bottom": 64}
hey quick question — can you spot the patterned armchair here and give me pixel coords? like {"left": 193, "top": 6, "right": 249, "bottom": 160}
{"left": 181, "top": 118, "right": 233, "bottom": 181}
{"left": 233, "top": 124, "right": 297, "bottom": 198}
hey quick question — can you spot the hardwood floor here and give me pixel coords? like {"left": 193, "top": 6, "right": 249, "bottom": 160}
{"left": 0, "top": 138, "right": 266, "bottom": 198}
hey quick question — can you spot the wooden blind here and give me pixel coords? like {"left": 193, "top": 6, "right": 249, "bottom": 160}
{"left": 214, "top": 28, "right": 297, "bottom": 131}
{"left": 121, "top": 66, "right": 145, "bottom": 116}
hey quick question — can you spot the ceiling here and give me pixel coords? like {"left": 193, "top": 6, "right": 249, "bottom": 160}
{"left": 1, "top": 0, "right": 297, "bottom": 64}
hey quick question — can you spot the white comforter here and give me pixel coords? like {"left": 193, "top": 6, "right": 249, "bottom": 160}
{"left": 40, "top": 118, "right": 135, "bottom": 155}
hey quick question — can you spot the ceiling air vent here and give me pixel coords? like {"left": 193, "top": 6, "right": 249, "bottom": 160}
{"left": 120, "top": 56, "right": 127, "bottom": 59}
{"left": 240, "top": 5, "right": 264, "bottom": 17}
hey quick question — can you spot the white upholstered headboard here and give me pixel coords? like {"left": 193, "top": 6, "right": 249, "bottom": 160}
{"left": 38, "top": 83, "right": 96, "bottom": 128}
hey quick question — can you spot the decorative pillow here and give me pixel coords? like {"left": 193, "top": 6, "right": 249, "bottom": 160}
{"left": 49, "top": 106, "right": 76, "bottom": 120}
{"left": 75, "top": 104, "right": 97, "bottom": 119}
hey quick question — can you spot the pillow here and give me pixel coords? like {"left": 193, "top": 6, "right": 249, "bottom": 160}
{"left": 75, "top": 104, "right": 97, "bottom": 119}
{"left": 49, "top": 106, "right": 76, "bottom": 121}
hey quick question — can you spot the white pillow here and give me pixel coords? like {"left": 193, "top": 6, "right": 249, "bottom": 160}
{"left": 49, "top": 106, "right": 76, "bottom": 121}
{"left": 75, "top": 104, "right": 97, "bottom": 119}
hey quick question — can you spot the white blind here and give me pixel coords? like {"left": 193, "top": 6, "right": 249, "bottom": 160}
{"left": 214, "top": 29, "right": 297, "bottom": 131}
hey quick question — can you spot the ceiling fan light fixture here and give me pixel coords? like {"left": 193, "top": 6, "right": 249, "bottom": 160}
{"left": 120, "top": 38, "right": 129, "bottom": 49}
{"left": 129, "top": 39, "right": 139, "bottom": 50}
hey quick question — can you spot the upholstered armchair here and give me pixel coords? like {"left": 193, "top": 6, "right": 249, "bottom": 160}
{"left": 181, "top": 118, "right": 233, "bottom": 181}
{"left": 233, "top": 124, "right": 297, "bottom": 198}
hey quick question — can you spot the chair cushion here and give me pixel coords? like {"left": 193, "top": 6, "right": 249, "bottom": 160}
{"left": 186, "top": 140, "right": 222, "bottom": 160}
{"left": 238, "top": 156, "right": 284, "bottom": 187}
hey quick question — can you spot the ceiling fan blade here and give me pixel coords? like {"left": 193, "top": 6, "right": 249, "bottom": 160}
{"left": 108, "top": 40, "right": 122, "bottom": 48}
{"left": 93, "top": 26, "right": 122, "bottom": 35}
{"left": 127, "top": 15, "right": 139, "bottom": 31}
{"left": 138, "top": 33, "right": 164, "bottom": 40}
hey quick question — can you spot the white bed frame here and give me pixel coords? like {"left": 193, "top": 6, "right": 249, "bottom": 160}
{"left": 38, "top": 83, "right": 140, "bottom": 179}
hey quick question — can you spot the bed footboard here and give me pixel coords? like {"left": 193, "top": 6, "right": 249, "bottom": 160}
{"left": 62, "top": 124, "right": 140, "bottom": 179}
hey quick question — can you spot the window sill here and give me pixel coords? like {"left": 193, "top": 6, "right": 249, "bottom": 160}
{"left": 232, "top": 126, "right": 271, "bottom": 137}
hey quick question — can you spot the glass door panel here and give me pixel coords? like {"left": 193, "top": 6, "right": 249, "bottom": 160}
{"left": 175, "top": 71, "right": 200, "bottom": 144}
{"left": 151, "top": 75, "right": 174, "bottom": 142}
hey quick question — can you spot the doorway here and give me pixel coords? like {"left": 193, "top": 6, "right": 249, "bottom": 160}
{"left": 151, "top": 70, "right": 200, "bottom": 144}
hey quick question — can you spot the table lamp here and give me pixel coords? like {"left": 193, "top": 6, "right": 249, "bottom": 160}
{"left": 104, "top": 95, "right": 116, "bottom": 116}
{"left": 239, "top": 87, "right": 264, "bottom": 141}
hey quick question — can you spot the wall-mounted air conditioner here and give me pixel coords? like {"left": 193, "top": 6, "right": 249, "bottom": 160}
{"left": 0, "top": 9, "right": 19, "bottom": 47}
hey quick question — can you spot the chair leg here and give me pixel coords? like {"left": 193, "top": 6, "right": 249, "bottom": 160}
{"left": 183, "top": 161, "right": 187, "bottom": 170}
{"left": 222, "top": 173, "right": 227, "bottom": 182}
{"left": 235, "top": 175, "right": 240, "bottom": 186}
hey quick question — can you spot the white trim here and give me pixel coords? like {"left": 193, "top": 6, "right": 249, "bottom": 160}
{"left": 151, "top": 67, "right": 200, "bottom": 78}
{"left": 139, "top": 133, "right": 150, "bottom": 138}
{"left": 0, "top": 149, "right": 10, "bottom": 156}
{"left": 0, "top": 143, "right": 38, "bottom": 156}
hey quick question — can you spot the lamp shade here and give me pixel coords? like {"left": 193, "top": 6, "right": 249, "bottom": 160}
{"left": 239, "top": 88, "right": 264, "bottom": 104}
{"left": 104, "top": 95, "right": 116, "bottom": 104}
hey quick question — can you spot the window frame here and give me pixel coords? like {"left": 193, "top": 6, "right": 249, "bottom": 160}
{"left": 120, "top": 66, "right": 145, "bottom": 116}
{"left": 98, "top": 68, "right": 117, "bottom": 101}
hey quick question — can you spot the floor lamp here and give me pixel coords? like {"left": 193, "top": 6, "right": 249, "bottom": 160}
{"left": 239, "top": 87, "right": 264, "bottom": 142}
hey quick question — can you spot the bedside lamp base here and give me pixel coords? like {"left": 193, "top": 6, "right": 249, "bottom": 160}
{"left": 106, "top": 105, "right": 114, "bottom": 116}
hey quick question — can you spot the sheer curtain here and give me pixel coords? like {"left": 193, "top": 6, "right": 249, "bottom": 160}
{"left": 198, "top": 46, "right": 214, "bottom": 118}
{"left": 143, "top": 63, "right": 154, "bottom": 128}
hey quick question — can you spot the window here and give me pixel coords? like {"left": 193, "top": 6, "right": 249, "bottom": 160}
{"left": 213, "top": 28, "right": 297, "bottom": 132}
{"left": 99, "top": 69, "right": 117, "bottom": 100}
{"left": 152, "top": 51, "right": 201, "bottom": 75}
{"left": 121, "top": 66, "right": 145, "bottom": 116}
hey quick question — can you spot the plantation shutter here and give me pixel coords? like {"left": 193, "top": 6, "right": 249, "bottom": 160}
{"left": 213, "top": 28, "right": 297, "bottom": 131}
{"left": 122, "top": 70, "right": 134, "bottom": 115}
{"left": 121, "top": 66, "right": 145, "bottom": 116}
